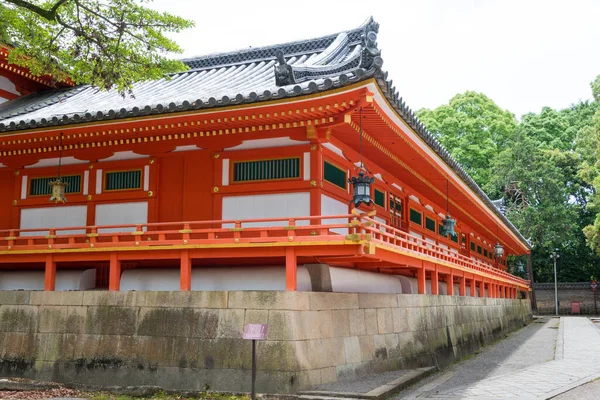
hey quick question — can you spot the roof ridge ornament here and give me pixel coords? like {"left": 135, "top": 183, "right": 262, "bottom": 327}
{"left": 274, "top": 50, "right": 295, "bottom": 86}
{"left": 360, "top": 21, "right": 383, "bottom": 70}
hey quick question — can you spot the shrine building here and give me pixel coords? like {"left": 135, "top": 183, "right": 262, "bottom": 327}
{"left": 0, "top": 18, "right": 530, "bottom": 297}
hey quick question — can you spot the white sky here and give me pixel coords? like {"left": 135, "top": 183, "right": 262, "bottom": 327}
{"left": 151, "top": 0, "right": 600, "bottom": 119}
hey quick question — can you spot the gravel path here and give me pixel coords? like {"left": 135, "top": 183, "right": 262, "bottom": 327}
{"left": 392, "top": 316, "right": 559, "bottom": 399}
{"left": 311, "top": 369, "right": 414, "bottom": 394}
{"left": 553, "top": 378, "right": 600, "bottom": 399}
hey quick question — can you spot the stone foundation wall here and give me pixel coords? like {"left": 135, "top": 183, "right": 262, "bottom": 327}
{"left": 533, "top": 283, "right": 599, "bottom": 314}
{"left": 0, "top": 291, "right": 531, "bottom": 393}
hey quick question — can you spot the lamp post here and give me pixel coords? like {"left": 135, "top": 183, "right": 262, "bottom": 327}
{"left": 349, "top": 107, "right": 374, "bottom": 208}
{"left": 550, "top": 249, "right": 560, "bottom": 315}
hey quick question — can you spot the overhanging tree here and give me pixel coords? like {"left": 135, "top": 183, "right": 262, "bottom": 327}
{"left": 0, "top": 0, "right": 194, "bottom": 94}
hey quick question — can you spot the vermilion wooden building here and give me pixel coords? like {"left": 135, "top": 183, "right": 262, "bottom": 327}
{"left": 0, "top": 19, "right": 530, "bottom": 297}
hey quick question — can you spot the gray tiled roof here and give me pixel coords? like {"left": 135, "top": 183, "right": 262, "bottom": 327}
{"left": 0, "top": 17, "right": 530, "bottom": 250}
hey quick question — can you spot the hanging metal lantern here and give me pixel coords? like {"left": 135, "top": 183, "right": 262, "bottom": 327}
{"left": 441, "top": 214, "right": 456, "bottom": 236}
{"left": 349, "top": 170, "right": 375, "bottom": 207}
{"left": 49, "top": 177, "right": 68, "bottom": 204}
{"left": 494, "top": 242, "right": 505, "bottom": 259}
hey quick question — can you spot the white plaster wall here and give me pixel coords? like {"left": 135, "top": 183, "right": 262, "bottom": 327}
{"left": 320, "top": 194, "right": 349, "bottom": 235}
{"left": 330, "top": 267, "right": 403, "bottom": 294}
{"left": 221, "top": 192, "right": 310, "bottom": 228}
{"left": 0, "top": 269, "right": 95, "bottom": 290}
{"left": 0, "top": 76, "right": 19, "bottom": 95}
{"left": 120, "top": 266, "right": 312, "bottom": 291}
{"left": 20, "top": 206, "right": 87, "bottom": 236}
{"left": 95, "top": 202, "right": 148, "bottom": 233}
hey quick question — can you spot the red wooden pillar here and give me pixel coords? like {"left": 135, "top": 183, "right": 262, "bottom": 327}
{"left": 44, "top": 255, "right": 56, "bottom": 291}
{"left": 459, "top": 276, "right": 466, "bottom": 297}
{"left": 417, "top": 266, "right": 426, "bottom": 295}
{"left": 109, "top": 253, "right": 121, "bottom": 291}
{"left": 470, "top": 279, "right": 476, "bottom": 297}
{"left": 479, "top": 280, "right": 485, "bottom": 298}
{"left": 447, "top": 272, "right": 454, "bottom": 296}
{"left": 431, "top": 268, "right": 439, "bottom": 295}
{"left": 285, "top": 247, "right": 297, "bottom": 291}
{"left": 180, "top": 250, "right": 192, "bottom": 291}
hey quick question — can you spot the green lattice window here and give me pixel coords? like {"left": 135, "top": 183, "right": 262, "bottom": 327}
{"left": 105, "top": 170, "right": 142, "bottom": 191}
{"left": 389, "top": 197, "right": 402, "bottom": 214}
{"left": 29, "top": 175, "right": 81, "bottom": 196}
{"left": 374, "top": 189, "right": 385, "bottom": 207}
{"left": 484, "top": 249, "right": 488, "bottom": 257}
{"left": 324, "top": 161, "right": 346, "bottom": 189}
{"left": 470, "top": 242, "right": 475, "bottom": 251}
{"left": 409, "top": 209, "right": 422, "bottom": 225}
{"left": 477, "top": 245, "right": 482, "bottom": 254}
{"left": 233, "top": 158, "right": 300, "bottom": 182}
{"left": 425, "top": 217, "right": 436, "bottom": 232}
{"left": 450, "top": 233, "right": 458, "bottom": 243}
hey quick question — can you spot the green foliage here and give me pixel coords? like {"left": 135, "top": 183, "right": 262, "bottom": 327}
{"left": 421, "top": 85, "right": 600, "bottom": 282}
{"left": 0, "top": 0, "right": 194, "bottom": 94}
{"left": 417, "top": 91, "right": 517, "bottom": 187}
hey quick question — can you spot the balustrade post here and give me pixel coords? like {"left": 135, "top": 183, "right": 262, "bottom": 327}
{"left": 44, "top": 255, "right": 56, "bottom": 291}
{"left": 285, "top": 247, "right": 297, "bottom": 291}
{"left": 180, "top": 250, "right": 192, "bottom": 291}
{"left": 109, "top": 253, "right": 121, "bottom": 291}
{"left": 287, "top": 219, "right": 296, "bottom": 239}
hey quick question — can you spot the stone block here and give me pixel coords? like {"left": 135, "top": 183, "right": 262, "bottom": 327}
{"left": 85, "top": 305, "right": 138, "bottom": 336}
{"left": 228, "top": 291, "right": 309, "bottom": 310}
{"left": 0, "top": 290, "right": 31, "bottom": 305}
{"left": 392, "top": 307, "right": 410, "bottom": 333}
{"left": 65, "top": 306, "right": 87, "bottom": 334}
{"left": 0, "top": 305, "right": 38, "bottom": 333}
{"left": 137, "top": 307, "right": 219, "bottom": 338}
{"left": 295, "top": 310, "right": 333, "bottom": 340}
{"left": 307, "top": 338, "right": 345, "bottom": 369}
{"left": 38, "top": 306, "right": 67, "bottom": 333}
{"left": 82, "top": 291, "right": 146, "bottom": 307}
{"left": 256, "top": 340, "right": 301, "bottom": 371}
{"left": 358, "top": 293, "right": 398, "bottom": 309}
{"left": 142, "top": 291, "right": 227, "bottom": 309}
{"left": 398, "top": 294, "right": 428, "bottom": 307}
{"left": 266, "top": 310, "right": 297, "bottom": 341}
{"left": 406, "top": 307, "right": 425, "bottom": 331}
{"left": 244, "top": 309, "right": 269, "bottom": 325}
{"left": 309, "top": 292, "right": 359, "bottom": 310}
{"left": 294, "top": 340, "right": 311, "bottom": 370}
{"left": 332, "top": 309, "right": 350, "bottom": 337}
{"left": 343, "top": 336, "right": 361, "bottom": 364}
{"left": 364, "top": 309, "right": 378, "bottom": 335}
{"left": 385, "top": 333, "right": 400, "bottom": 358}
{"left": 216, "top": 309, "right": 245, "bottom": 338}
{"left": 349, "top": 309, "right": 366, "bottom": 336}
{"left": 29, "top": 291, "right": 83, "bottom": 306}
{"left": 373, "top": 334, "right": 387, "bottom": 359}
{"left": 358, "top": 335, "right": 374, "bottom": 362}
{"left": 294, "top": 369, "right": 322, "bottom": 390}
{"left": 376, "top": 308, "right": 394, "bottom": 334}
{"left": 320, "top": 366, "right": 337, "bottom": 384}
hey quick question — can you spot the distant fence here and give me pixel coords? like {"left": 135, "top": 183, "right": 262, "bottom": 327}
{"left": 533, "top": 282, "right": 599, "bottom": 315}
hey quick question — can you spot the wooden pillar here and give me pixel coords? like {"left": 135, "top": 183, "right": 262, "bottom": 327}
{"left": 459, "top": 276, "right": 466, "bottom": 297}
{"left": 447, "top": 272, "right": 454, "bottom": 296}
{"left": 44, "top": 255, "right": 56, "bottom": 291}
{"left": 109, "top": 253, "right": 121, "bottom": 292}
{"left": 180, "top": 250, "right": 192, "bottom": 291}
{"left": 431, "top": 267, "right": 439, "bottom": 295}
{"left": 285, "top": 247, "right": 297, "bottom": 291}
{"left": 479, "top": 280, "right": 485, "bottom": 298}
{"left": 469, "top": 279, "right": 476, "bottom": 297}
{"left": 417, "top": 267, "right": 426, "bottom": 294}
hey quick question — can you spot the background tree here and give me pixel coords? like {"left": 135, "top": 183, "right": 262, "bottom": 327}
{"left": 582, "top": 75, "right": 600, "bottom": 255}
{"left": 0, "top": 0, "right": 194, "bottom": 94}
{"left": 417, "top": 91, "right": 517, "bottom": 187}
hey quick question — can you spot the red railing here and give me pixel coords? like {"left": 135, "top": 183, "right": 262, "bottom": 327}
{"left": 361, "top": 216, "right": 529, "bottom": 286}
{"left": 0, "top": 212, "right": 528, "bottom": 286}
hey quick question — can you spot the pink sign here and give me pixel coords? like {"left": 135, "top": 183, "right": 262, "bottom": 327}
{"left": 243, "top": 324, "right": 268, "bottom": 340}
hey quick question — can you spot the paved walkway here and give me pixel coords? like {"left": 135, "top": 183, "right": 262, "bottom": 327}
{"left": 394, "top": 317, "right": 600, "bottom": 399}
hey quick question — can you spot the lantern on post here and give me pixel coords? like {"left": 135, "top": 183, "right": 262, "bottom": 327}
{"left": 493, "top": 224, "right": 504, "bottom": 260}
{"left": 49, "top": 133, "right": 68, "bottom": 204}
{"left": 440, "top": 179, "right": 456, "bottom": 236}
{"left": 349, "top": 107, "right": 375, "bottom": 208}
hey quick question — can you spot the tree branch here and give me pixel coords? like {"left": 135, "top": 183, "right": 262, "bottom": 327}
{"left": 3, "top": 0, "right": 70, "bottom": 21}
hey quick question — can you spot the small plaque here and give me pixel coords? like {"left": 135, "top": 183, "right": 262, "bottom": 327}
{"left": 243, "top": 324, "right": 268, "bottom": 340}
